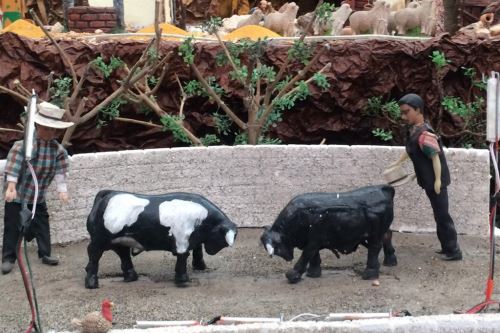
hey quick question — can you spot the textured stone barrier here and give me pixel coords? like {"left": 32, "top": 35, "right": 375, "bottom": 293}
{"left": 0, "top": 145, "right": 490, "bottom": 246}
{"left": 100, "top": 313, "right": 500, "bottom": 333}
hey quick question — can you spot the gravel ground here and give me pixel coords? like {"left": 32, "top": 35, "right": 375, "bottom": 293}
{"left": 0, "top": 228, "right": 499, "bottom": 332}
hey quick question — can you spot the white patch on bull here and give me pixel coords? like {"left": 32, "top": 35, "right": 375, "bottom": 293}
{"left": 225, "top": 230, "right": 236, "bottom": 247}
{"left": 337, "top": 193, "right": 339, "bottom": 199}
{"left": 104, "top": 194, "right": 150, "bottom": 234}
{"left": 266, "top": 244, "right": 274, "bottom": 256}
{"left": 158, "top": 200, "right": 208, "bottom": 254}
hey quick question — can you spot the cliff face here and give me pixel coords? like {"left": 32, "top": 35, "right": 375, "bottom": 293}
{"left": 0, "top": 32, "right": 498, "bottom": 156}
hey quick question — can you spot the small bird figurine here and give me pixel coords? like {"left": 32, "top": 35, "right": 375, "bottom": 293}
{"left": 71, "top": 299, "right": 114, "bottom": 333}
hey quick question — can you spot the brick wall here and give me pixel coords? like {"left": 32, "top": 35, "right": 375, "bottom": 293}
{"left": 67, "top": 6, "right": 117, "bottom": 33}
{"left": 0, "top": 145, "right": 490, "bottom": 246}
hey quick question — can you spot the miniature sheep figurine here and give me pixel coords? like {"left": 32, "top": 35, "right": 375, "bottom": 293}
{"left": 349, "top": 0, "right": 391, "bottom": 35}
{"left": 383, "top": 0, "right": 406, "bottom": 11}
{"left": 393, "top": 0, "right": 434, "bottom": 35}
{"left": 264, "top": 2, "right": 299, "bottom": 36}
{"left": 236, "top": 9, "right": 265, "bottom": 29}
{"left": 387, "top": 1, "right": 420, "bottom": 35}
{"left": 329, "top": 3, "right": 353, "bottom": 35}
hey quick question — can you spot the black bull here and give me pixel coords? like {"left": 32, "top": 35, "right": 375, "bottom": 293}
{"left": 84, "top": 190, "right": 237, "bottom": 289}
{"left": 261, "top": 185, "right": 397, "bottom": 283}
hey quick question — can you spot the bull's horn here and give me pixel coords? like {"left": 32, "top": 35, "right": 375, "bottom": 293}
{"left": 266, "top": 244, "right": 274, "bottom": 257}
{"left": 225, "top": 230, "right": 236, "bottom": 247}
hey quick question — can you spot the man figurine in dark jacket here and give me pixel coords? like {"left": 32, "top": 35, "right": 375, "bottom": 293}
{"left": 389, "top": 93, "right": 462, "bottom": 261}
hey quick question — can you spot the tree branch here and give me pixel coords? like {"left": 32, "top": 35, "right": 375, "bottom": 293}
{"left": 0, "top": 85, "right": 30, "bottom": 104}
{"left": 258, "top": 62, "right": 331, "bottom": 128}
{"left": 30, "top": 9, "right": 78, "bottom": 90}
{"left": 189, "top": 63, "right": 247, "bottom": 129}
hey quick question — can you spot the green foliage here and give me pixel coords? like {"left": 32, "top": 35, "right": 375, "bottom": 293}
{"left": 200, "top": 134, "right": 220, "bottom": 146}
{"left": 179, "top": 37, "right": 195, "bottom": 64}
{"left": 234, "top": 132, "right": 248, "bottom": 145}
{"left": 147, "top": 47, "right": 159, "bottom": 61}
{"left": 147, "top": 76, "right": 159, "bottom": 89}
{"left": 252, "top": 65, "right": 276, "bottom": 83}
{"left": 233, "top": 132, "right": 282, "bottom": 145}
{"left": 372, "top": 128, "right": 393, "bottom": 141}
{"left": 430, "top": 50, "right": 450, "bottom": 70}
{"left": 273, "top": 81, "right": 311, "bottom": 112}
{"left": 405, "top": 27, "right": 423, "bottom": 37}
{"left": 315, "top": 2, "right": 335, "bottom": 24}
{"left": 160, "top": 114, "right": 191, "bottom": 144}
{"left": 184, "top": 80, "right": 204, "bottom": 97}
{"left": 184, "top": 77, "right": 224, "bottom": 99}
{"left": 97, "top": 98, "right": 127, "bottom": 127}
{"left": 461, "top": 67, "right": 486, "bottom": 91}
{"left": 229, "top": 65, "right": 249, "bottom": 82}
{"left": 213, "top": 112, "right": 232, "bottom": 135}
{"left": 91, "top": 56, "right": 124, "bottom": 79}
{"left": 49, "top": 77, "right": 72, "bottom": 107}
{"left": 441, "top": 96, "right": 484, "bottom": 118}
{"left": 138, "top": 103, "right": 152, "bottom": 116}
{"left": 363, "top": 97, "right": 401, "bottom": 120}
{"left": 202, "top": 16, "right": 223, "bottom": 35}
{"left": 288, "top": 40, "right": 313, "bottom": 65}
{"left": 312, "top": 72, "right": 330, "bottom": 91}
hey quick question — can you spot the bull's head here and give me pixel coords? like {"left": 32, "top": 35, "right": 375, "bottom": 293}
{"left": 260, "top": 227, "right": 293, "bottom": 261}
{"left": 204, "top": 220, "right": 238, "bottom": 255}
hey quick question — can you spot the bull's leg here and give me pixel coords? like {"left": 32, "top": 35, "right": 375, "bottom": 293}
{"left": 306, "top": 251, "right": 322, "bottom": 278}
{"left": 174, "top": 252, "right": 190, "bottom": 285}
{"left": 85, "top": 241, "right": 105, "bottom": 289}
{"left": 112, "top": 245, "right": 139, "bottom": 282}
{"left": 286, "top": 246, "right": 318, "bottom": 284}
{"left": 362, "top": 240, "right": 382, "bottom": 280}
{"left": 192, "top": 244, "right": 207, "bottom": 270}
{"left": 382, "top": 230, "right": 397, "bottom": 267}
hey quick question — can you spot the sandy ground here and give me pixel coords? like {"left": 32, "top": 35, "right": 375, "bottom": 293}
{"left": 0, "top": 228, "right": 499, "bottom": 332}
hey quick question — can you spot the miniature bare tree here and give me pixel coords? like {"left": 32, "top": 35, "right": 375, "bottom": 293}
{"left": 0, "top": 1, "right": 176, "bottom": 147}
{"left": 169, "top": 0, "right": 332, "bottom": 145}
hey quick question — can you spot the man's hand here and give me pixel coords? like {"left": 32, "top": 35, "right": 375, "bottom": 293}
{"left": 58, "top": 192, "right": 69, "bottom": 204}
{"left": 4, "top": 182, "right": 16, "bottom": 202}
{"left": 434, "top": 179, "right": 441, "bottom": 194}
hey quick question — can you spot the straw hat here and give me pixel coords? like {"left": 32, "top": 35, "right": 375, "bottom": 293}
{"left": 383, "top": 165, "right": 415, "bottom": 187}
{"left": 33, "top": 102, "right": 74, "bottom": 129}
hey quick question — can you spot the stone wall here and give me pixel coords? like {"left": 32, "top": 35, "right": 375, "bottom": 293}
{"left": 67, "top": 6, "right": 117, "bottom": 33}
{"left": 0, "top": 145, "right": 490, "bottom": 246}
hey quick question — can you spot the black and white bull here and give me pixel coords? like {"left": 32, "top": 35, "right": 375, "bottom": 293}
{"left": 261, "top": 185, "right": 397, "bottom": 283}
{"left": 84, "top": 190, "right": 237, "bottom": 289}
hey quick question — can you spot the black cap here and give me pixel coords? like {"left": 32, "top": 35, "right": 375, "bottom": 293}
{"left": 398, "top": 93, "right": 425, "bottom": 113}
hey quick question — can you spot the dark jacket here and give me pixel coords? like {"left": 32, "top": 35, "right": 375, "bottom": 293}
{"left": 405, "top": 123, "right": 450, "bottom": 190}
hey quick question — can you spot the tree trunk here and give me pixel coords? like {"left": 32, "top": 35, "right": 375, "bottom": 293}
{"left": 443, "top": 0, "right": 458, "bottom": 33}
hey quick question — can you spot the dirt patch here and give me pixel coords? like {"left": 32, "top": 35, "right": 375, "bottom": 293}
{"left": 0, "top": 229, "right": 498, "bottom": 332}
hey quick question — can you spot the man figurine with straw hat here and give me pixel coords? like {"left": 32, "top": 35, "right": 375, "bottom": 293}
{"left": 1, "top": 102, "right": 74, "bottom": 275}
{"left": 388, "top": 93, "right": 462, "bottom": 261}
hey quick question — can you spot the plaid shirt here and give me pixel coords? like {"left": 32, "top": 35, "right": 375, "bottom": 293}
{"left": 4, "top": 138, "right": 69, "bottom": 204}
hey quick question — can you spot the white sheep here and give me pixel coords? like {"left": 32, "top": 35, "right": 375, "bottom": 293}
{"left": 264, "top": 2, "right": 299, "bottom": 36}
{"left": 349, "top": 0, "right": 391, "bottom": 35}
{"left": 393, "top": 0, "right": 434, "bottom": 35}
{"left": 236, "top": 9, "right": 265, "bottom": 29}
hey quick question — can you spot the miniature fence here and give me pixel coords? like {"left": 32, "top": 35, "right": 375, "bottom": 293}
{"left": 0, "top": 145, "right": 490, "bottom": 246}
